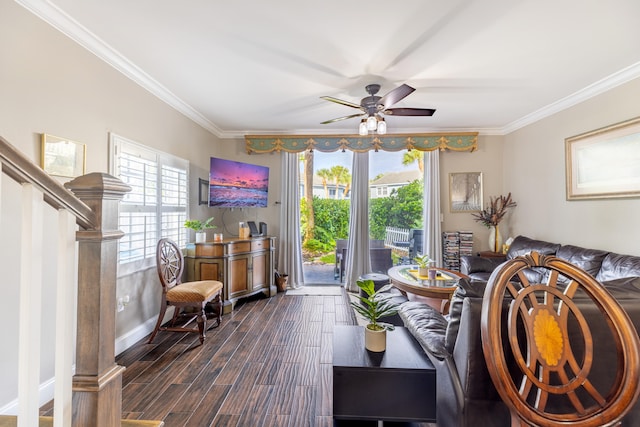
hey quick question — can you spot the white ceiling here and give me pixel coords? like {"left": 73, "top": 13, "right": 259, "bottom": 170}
{"left": 18, "top": 0, "right": 640, "bottom": 138}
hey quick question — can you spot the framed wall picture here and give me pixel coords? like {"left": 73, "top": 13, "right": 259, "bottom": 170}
{"left": 198, "top": 178, "right": 209, "bottom": 205}
{"left": 41, "top": 134, "right": 86, "bottom": 178}
{"left": 449, "top": 172, "right": 483, "bottom": 212}
{"left": 565, "top": 116, "right": 640, "bottom": 200}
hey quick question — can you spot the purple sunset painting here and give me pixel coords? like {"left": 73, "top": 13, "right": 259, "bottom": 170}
{"left": 208, "top": 157, "right": 269, "bottom": 207}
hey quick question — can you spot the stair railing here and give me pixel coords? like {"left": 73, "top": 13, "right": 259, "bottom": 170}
{"left": 0, "top": 136, "right": 130, "bottom": 427}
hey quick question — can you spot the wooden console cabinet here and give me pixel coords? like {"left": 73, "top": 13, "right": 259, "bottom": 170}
{"left": 184, "top": 236, "right": 275, "bottom": 314}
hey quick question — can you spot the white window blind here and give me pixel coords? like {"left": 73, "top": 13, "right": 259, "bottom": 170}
{"left": 110, "top": 134, "right": 189, "bottom": 265}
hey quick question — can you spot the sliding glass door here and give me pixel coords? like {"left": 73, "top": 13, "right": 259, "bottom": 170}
{"left": 300, "top": 150, "right": 423, "bottom": 285}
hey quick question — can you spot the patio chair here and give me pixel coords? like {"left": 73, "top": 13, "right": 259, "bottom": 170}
{"left": 339, "top": 246, "right": 394, "bottom": 282}
{"left": 370, "top": 248, "right": 393, "bottom": 274}
{"left": 334, "top": 239, "right": 349, "bottom": 279}
{"left": 408, "top": 229, "right": 424, "bottom": 259}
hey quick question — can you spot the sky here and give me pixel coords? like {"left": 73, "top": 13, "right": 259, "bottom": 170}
{"left": 313, "top": 150, "right": 419, "bottom": 175}
{"left": 210, "top": 157, "right": 269, "bottom": 190}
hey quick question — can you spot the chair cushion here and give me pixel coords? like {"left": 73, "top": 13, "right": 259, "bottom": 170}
{"left": 167, "top": 280, "right": 223, "bottom": 303}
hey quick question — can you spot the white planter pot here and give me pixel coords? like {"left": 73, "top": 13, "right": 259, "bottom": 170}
{"left": 418, "top": 267, "right": 429, "bottom": 277}
{"left": 365, "top": 325, "right": 386, "bottom": 352}
{"left": 195, "top": 232, "right": 207, "bottom": 243}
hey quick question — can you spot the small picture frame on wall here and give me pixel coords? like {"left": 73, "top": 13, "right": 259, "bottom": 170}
{"left": 198, "top": 178, "right": 209, "bottom": 205}
{"left": 41, "top": 134, "right": 86, "bottom": 178}
{"left": 565, "top": 116, "right": 640, "bottom": 200}
{"left": 449, "top": 172, "right": 483, "bottom": 212}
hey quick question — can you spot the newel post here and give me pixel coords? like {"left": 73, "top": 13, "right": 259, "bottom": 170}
{"left": 65, "top": 173, "right": 131, "bottom": 427}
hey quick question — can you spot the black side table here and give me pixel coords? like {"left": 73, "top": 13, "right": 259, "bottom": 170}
{"left": 332, "top": 325, "right": 436, "bottom": 424}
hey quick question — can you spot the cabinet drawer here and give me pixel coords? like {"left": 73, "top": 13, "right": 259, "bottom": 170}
{"left": 251, "top": 239, "right": 270, "bottom": 251}
{"left": 195, "top": 243, "right": 224, "bottom": 257}
{"left": 228, "top": 242, "right": 251, "bottom": 254}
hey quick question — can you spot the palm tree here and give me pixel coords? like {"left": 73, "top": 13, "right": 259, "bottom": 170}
{"left": 304, "top": 151, "right": 314, "bottom": 241}
{"left": 316, "top": 168, "right": 332, "bottom": 199}
{"left": 339, "top": 171, "right": 352, "bottom": 199}
{"left": 402, "top": 150, "right": 424, "bottom": 173}
{"left": 330, "top": 165, "right": 349, "bottom": 199}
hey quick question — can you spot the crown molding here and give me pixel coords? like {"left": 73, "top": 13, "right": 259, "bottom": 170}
{"left": 502, "top": 61, "right": 640, "bottom": 135}
{"left": 16, "top": 0, "right": 224, "bottom": 137}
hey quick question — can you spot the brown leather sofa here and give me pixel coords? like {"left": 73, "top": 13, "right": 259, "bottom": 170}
{"left": 399, "top": 235, "right": 640, "bottom": 427}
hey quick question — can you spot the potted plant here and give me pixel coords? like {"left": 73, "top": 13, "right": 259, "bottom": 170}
{"left": 184, "top": 217, "right": 216, "bottom": 243}
{"left": 351, "top": 279, "right": 399, "bottom": 352}
{"left": 414, "top": 253, "right": 433, "bottom": 277}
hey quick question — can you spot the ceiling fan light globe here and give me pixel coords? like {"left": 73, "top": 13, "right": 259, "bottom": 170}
{"left": 377, "top": 120, "right": 387, "bottom": 134}
{"left": 359, "top": 121, "right": 368, "bottom": 135}
{"left": 366, "top": 115, "right": 377, "bottom": 131}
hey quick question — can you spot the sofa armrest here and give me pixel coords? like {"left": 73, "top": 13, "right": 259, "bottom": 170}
{"left": 399, "top": 301, "right": 449, "bottom": 360}
{"left": 460, "top": 255, "right": 505, "bottom": 275}
{"left": 452, "top": 298, "right": 505, "bottom": 403}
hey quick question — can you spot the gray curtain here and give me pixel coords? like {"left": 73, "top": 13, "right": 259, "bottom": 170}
{"left": 277, "top": 152, "right": 304, "bottom": 289}
{"left": 345, "top": 152, "right": 371, "bottom": 292}
{"left": 423, "top": 150, "right": 443, "bottom": 267}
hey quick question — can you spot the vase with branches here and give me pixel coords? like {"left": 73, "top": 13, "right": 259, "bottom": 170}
{"left": 471, "top": 193, "right": 516, "bottom": 252}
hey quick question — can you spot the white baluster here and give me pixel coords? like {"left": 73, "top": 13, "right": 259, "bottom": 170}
{"left": 54, "top": 210, "right": 76, "bottom": 427}
{"left": 18, "top": 183, "right": 43, "bottom": 427}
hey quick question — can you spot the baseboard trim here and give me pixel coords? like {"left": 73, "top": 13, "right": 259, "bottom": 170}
{"left": 0, "top": 317, "right": 160, "bottom": 416}
{"left": 115, "top": 317, "right": 157, "bottom": 356}
{"left": 0, "top": 375, "right": 59, "bottom": 415}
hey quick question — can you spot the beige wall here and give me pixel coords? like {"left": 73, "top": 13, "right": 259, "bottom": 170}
{"left": 0, "top": 3, "right": 284, "bottom": 394}
{"left": 503, "top": 77, "right": 640, "bottom": 256}
{"left": 440, "top": 135, "right": 506, "bottom": 252}
{"left": 0, "top": 3, "right": 217, "bottom": 173}
{"left": 0, "top": 2, "right": 225, "bottom": 408}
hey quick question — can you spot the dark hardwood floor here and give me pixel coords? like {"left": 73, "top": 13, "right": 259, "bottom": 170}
{"left": 119, "top": 290, "right": 356, "bottom": 427}
{"left": 47, "top": 289, "right": 435, "bottom": 427}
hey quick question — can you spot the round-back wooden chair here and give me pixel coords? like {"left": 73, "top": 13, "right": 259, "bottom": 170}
{"left": 481, "top": 251, "right": 640, "bottom": 427}
{"left": 148, "top": 238, "right": 223, "bottom": 345}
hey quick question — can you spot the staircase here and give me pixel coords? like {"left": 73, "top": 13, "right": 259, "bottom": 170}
{"left": 0, "top": 136, "right": 163, "bottom": 426}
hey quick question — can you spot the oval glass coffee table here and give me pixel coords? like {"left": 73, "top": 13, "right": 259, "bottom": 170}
{"left": 387, "top": 265, "right": 467, "bottom": 314}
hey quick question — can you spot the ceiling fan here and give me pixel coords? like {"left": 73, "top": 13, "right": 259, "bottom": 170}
{"left": 320, "top": 83, "right": 436, "bottom": 134}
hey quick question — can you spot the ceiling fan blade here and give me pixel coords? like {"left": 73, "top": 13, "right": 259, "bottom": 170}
{"left": 384, "top": 107, "right": 436, "bottom": 116}
{"left": 321, "top": 113, "right": 365, "bottom": 124}
{"left": 377, "top": 84, "right": 415, "bottom": 108}
{"left": 320, "top": 96, "right": 362, "bottom": 109}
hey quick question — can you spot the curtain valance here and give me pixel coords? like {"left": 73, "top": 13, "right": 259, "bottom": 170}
{"left": 245, "top": 133, "right": 478, "bottom": 154}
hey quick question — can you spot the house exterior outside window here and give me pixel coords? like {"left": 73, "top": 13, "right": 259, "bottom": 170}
{"left": 370, "top": 170, "right": 420, "bottom": 199}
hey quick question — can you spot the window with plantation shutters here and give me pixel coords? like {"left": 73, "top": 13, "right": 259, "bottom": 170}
{"left": 110, "top": 133, "right": 189, "bottom": 265}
